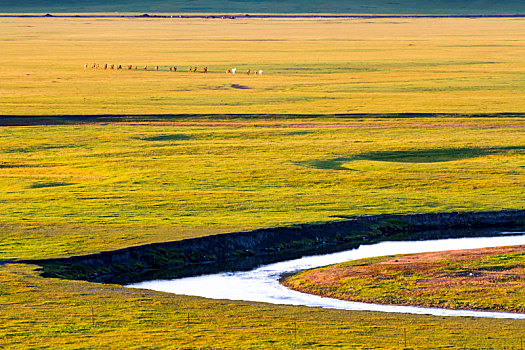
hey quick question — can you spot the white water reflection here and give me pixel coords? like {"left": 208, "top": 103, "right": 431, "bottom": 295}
{"left": 128, "top": 234, "right": 525, "bottom": 319}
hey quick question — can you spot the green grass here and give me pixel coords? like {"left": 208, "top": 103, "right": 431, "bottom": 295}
{"left": 1, "top": 263, "right": 525, "bottom": 349}
{"left": 1, "top": 116, "right": 525, "bottom": 260}
{"left": 1, "top": 16, "right": 525, "bottom": 349}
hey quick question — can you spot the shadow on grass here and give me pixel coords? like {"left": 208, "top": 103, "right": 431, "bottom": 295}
{"left": 1, "top": 113, "right": 525, "bottom": 126}
{"left": 300, "top": 146, "right": 525, "bottom": 170}
{"left": 231, "top": 84, "right": 251, "bottom": 90}
{"left": 30, "top": 182, "right": 74, "bottom": 189}
{"left": 140, "top": 134, "right": 194, "bottom": 142}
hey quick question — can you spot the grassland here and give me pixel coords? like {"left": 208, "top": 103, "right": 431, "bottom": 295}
{"left": 283, "top": 245, "right": 525, "bottom": 313}
{"left": 1, "top": 17, "right": 525, "bottom": 349}
{"left": 1, "top": 17, "right": 525, "bottom": 115}
{"left": 1, "top": 116, "right": 524, "bottom": 348}
{"left": 1, "top": 117, "right": 525, "bottom": 260}
{"left": 1, "top": 263, "right": 525, "bottom": 349}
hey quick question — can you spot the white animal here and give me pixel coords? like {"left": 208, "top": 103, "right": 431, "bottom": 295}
{"left": 232, "top": 68, "right": 237, "bottom": 74}
{"left": 84, "top": 64, "right": 88, "bottom": 69}
{"left": 259, "top": 70, "right": 263, "bottom": 75}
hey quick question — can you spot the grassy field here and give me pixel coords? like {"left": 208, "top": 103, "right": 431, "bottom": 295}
{"left": 2, "top": 0, "right": 525, "bottom": 14}
{"left": 0, "top": 115, "right": 523, "bottom": 347}
{"left": 1, "top": 17, "right": 524, "bottom": 115}
{"left": 1, "top": 263, "right": 525, "bottom": 349}
{"left": 283, "top": 245, "right": 525, "bottom": 313}
{"left": 1, "top": 117, "right": 524, "bottom": 260}
{"left": 1, "top": 17, "right": 525, "bottom": 349}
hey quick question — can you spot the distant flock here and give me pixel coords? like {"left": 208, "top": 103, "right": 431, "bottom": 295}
{"left": 84, "top": 63, "right": 263, "bottom": 75}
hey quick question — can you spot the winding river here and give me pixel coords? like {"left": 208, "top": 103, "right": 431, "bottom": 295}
{"left": 128, "top": 233, "right": 525, "bottom": 319}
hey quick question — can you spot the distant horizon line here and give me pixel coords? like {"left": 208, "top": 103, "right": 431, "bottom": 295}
{"left": 1, "top": 13, "right": 524, "bottom": 19}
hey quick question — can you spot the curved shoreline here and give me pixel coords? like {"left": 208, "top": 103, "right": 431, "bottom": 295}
{"left": 129, "top": 235, "right": 525, "bottom": 319}
{"left": 281, "top": 245, "right": 525, "bottom": 314}
{"left": 25, "top": 210, "right": 525, "bottom": 285}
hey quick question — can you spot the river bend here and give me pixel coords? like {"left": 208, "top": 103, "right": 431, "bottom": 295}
{"left": 129, "top": 234, "right": 525, "bottom": 319}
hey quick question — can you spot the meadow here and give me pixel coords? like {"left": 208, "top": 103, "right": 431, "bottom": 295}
{"left": 0, "top": 17, "right": 524, "bottom": 115}
{"left": 1, "top": 17, "right": 525, "bottom": 348}
{"left": 2, "top": 263, "right": 525, "bottom": 349}
{"left": 283, "top": 245, "right": 525, "bottom": 313}
{"left": 1, "top": 115, "right": 524, "bottom": 347}
{"left": 1, "top": 117, "right": 525, "bottom": 260}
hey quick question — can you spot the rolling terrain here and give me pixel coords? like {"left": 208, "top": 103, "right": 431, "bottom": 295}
{"left": 1, "top": 117, "right": 524, "bottom": 260}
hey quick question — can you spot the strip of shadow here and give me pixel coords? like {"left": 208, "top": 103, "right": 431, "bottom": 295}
{"left": 299, "top": 146, "right": 525, "bottom": 170}
{"left": 1, "top": 113, "right": 525, "bottom": 126}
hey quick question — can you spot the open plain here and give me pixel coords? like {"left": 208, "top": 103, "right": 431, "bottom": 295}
{"left": 1, "top": 17, "right": 524, "bottom": 115}
{"left": 1, "top": 16, "right": 525, "bottom": 349}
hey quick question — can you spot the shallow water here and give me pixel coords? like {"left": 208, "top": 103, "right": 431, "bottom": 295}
{"left": 128, "top": 233, "right": 525, "bottom": 319}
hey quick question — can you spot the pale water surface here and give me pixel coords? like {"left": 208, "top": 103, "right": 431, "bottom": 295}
{"left": 129, "top": 234, "right": 525, "bottom": 319}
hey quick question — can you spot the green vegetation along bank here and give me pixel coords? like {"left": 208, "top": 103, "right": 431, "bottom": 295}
{"left": 3, "top": 263, "right": 525, "bottom": 349}
{"left": 1, "top": 115, "right": 525, "bottom": 348}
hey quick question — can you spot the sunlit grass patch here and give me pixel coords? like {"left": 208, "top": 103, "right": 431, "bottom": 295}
{"left": 0, "top": 116, "right": 524, "bottom": 259}
{"left": 1, "top": 17, "right": 524, "bottom": 115}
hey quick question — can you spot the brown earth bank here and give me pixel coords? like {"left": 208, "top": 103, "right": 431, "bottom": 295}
{"left": 282, "top": 245, "right": 525, "bottom": 313}
{"left": 25, "top": 210, "right": 525, "bottom": 285}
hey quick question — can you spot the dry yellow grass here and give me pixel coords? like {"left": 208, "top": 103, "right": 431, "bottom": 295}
{"left": 0, "top": 17, "right": 524, "bottom": 115}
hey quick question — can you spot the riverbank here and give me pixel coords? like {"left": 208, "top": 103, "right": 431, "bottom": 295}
{"left": 4, "top": 263, "right": 525, "bottom": 349}
{"left": 26, "top": 210, "right": 525, "bottom": 284}
{"left": 282, "top": 245, "right": 525, "bottom": 313}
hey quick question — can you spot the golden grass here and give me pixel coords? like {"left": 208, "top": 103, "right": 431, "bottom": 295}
{"left": 0, "top": 17, "right": 524, "bottom": 115}
{"left": 1, "top": 17, "right": 525, "bottom": 349}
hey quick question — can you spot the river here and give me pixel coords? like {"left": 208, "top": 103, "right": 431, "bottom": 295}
{"left": 128, "top": 233, "right": 525, "bottom": 319}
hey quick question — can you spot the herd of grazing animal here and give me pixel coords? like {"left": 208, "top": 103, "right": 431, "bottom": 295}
{"left": 226, "top": 68, "right": 263, "bottom": 75}
{"left": 84, "top": 64, "right": 263, "bottom": 75}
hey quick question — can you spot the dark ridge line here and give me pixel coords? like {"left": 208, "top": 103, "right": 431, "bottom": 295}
{"left": 1, "top": 112, "right": 524, "bottom": 120}
{"left": 1, "top": 14, "right": 525, "bottom": 19}
{"left": 1, "top": 113, "right": 525, "bottom": 126}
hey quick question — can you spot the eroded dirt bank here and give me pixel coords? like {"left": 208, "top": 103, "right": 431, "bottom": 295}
{"left": 25, "top": 210, "right": 525, "bottom": 284}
